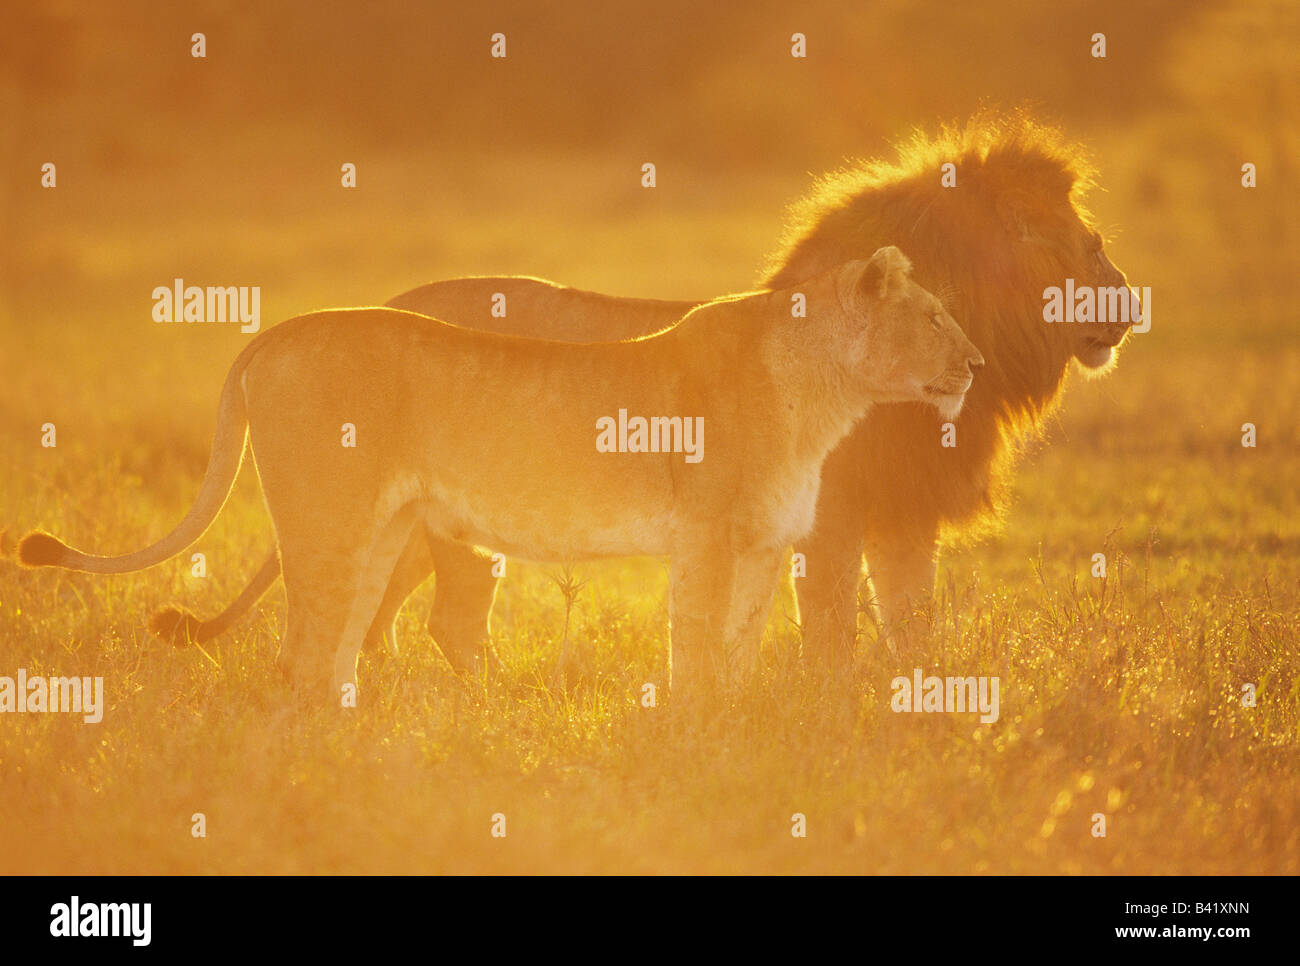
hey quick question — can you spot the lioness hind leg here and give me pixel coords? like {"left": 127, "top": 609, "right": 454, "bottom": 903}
{"left": 329, "top": 506, "right": 426, "bottom": 699}
{"left": 667, "top": 540, "right": 730, "bottom": 705}
{"left": 276, "top": 545, "right": 367, "bottom": 702}
{"left": 362, "top": 528, "right": 437, "bottom": 657}
{"left": 275, "top": 507, "right": 421, "bottom": 705}
{"left": 425, "top": 536, "right": 499, "bottom": 674}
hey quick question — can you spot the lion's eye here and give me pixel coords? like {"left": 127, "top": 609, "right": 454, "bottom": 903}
{"left": 929, "top": 313, "right": 942, "bottom": 330}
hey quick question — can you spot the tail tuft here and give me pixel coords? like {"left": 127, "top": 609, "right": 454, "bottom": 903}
{"left": 18, "top": 531, "right": 70, "bottom": 568}
{"left": 148, "top": 607, "right": 205, "bottom": 647}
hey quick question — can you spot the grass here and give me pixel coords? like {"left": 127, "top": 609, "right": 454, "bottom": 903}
{"left": 1, "top": 331, "right": 1296, "bottom": 874}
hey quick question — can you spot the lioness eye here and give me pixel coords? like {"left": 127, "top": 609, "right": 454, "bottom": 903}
{"left": 929, "top": 313, "right": 942, "bottom": 329}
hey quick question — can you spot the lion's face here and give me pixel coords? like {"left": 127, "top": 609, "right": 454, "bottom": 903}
{"left": 838, "top": 247, "right": 985, "bottom": 420}
{"left": 1068, "top": 229, "right": 1135, "bottom": 370}
{"left": 1001, "top": 191, "right": 1137, "bottom": 371}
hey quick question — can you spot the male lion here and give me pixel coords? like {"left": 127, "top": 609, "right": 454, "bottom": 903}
{"left": 20, "top": 248, "right": 983, "bottom": 699}
{"left": 158, "top": 113, "right": 1135, "bottom": 668}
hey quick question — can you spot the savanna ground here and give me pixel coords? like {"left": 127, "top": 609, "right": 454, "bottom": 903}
{"left": 1, "top": 0, "right": 1297, "bottom": 873}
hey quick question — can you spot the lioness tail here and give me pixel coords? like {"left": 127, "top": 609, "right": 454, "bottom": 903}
{"left": 17, "top": 347, "right": 256, "bottom": 574}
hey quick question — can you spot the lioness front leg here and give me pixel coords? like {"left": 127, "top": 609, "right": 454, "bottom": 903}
{"left": 667, "top": 541, "right": 729, "bottom": 704}
{"left": 722, "top": 545, "right": 787, "bottom": 689}
{"left": 862, "top": 520, "right": 938, "bottom": 661}
{"left": 795, "top": 530, "right": 867, "bottom": 670}
{"left": 794, "top": 442, "right": 870, "bottom": 667}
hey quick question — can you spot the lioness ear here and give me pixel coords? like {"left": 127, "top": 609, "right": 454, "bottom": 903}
{"left": 859, "top": 245, "right": 913, "bottom": 298}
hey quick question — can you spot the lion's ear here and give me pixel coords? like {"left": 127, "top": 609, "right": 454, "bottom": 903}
{"left": 859, "top": 245, "right": 913, "bottom": 298}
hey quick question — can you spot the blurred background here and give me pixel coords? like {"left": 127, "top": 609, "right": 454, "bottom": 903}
{"left": 2, "top": 0, "right": 1295, "bottom": 530}
{"left": 3, "top": 0, "right": 1294, "bottom": 321}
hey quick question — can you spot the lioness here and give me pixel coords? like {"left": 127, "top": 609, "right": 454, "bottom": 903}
{"left": 21, "top": 247, "right": 982, "bottom": 700}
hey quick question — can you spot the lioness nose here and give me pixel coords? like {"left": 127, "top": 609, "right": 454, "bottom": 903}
{"left": 968, "top": 349, "right": 985, "bottom": 370}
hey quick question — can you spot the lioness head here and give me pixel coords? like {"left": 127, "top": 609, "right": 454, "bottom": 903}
{"left": 835, "top": 246, "right": 984, "bottom": 419}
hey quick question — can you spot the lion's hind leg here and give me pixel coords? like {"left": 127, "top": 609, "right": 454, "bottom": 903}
{"left": 425, "top": 536, "right": 499, "bottom": 675}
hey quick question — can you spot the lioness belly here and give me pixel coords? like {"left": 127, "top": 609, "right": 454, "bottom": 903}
{"left": 411, "top": 474, "right": 677, "bottom": 561}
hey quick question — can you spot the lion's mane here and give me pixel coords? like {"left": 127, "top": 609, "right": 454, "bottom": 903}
{"left": 765, "top": 110, "right": 1101, "bottom": 540}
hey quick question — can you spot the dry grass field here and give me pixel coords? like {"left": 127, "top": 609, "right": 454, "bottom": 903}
{"left": 1, "top": 0, "right": 1296, "bottom": 874}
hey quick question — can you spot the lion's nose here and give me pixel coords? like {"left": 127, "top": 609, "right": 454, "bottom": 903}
{"left": 968, "top": 350, "right": 985, "bottom": 370}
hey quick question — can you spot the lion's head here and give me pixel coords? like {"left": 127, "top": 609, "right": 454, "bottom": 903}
{"left": 763, "top": 110, "right": 1135, "bottom": 536}
{"left": 831, "top": 246, "right": 984, "bottom": 420}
